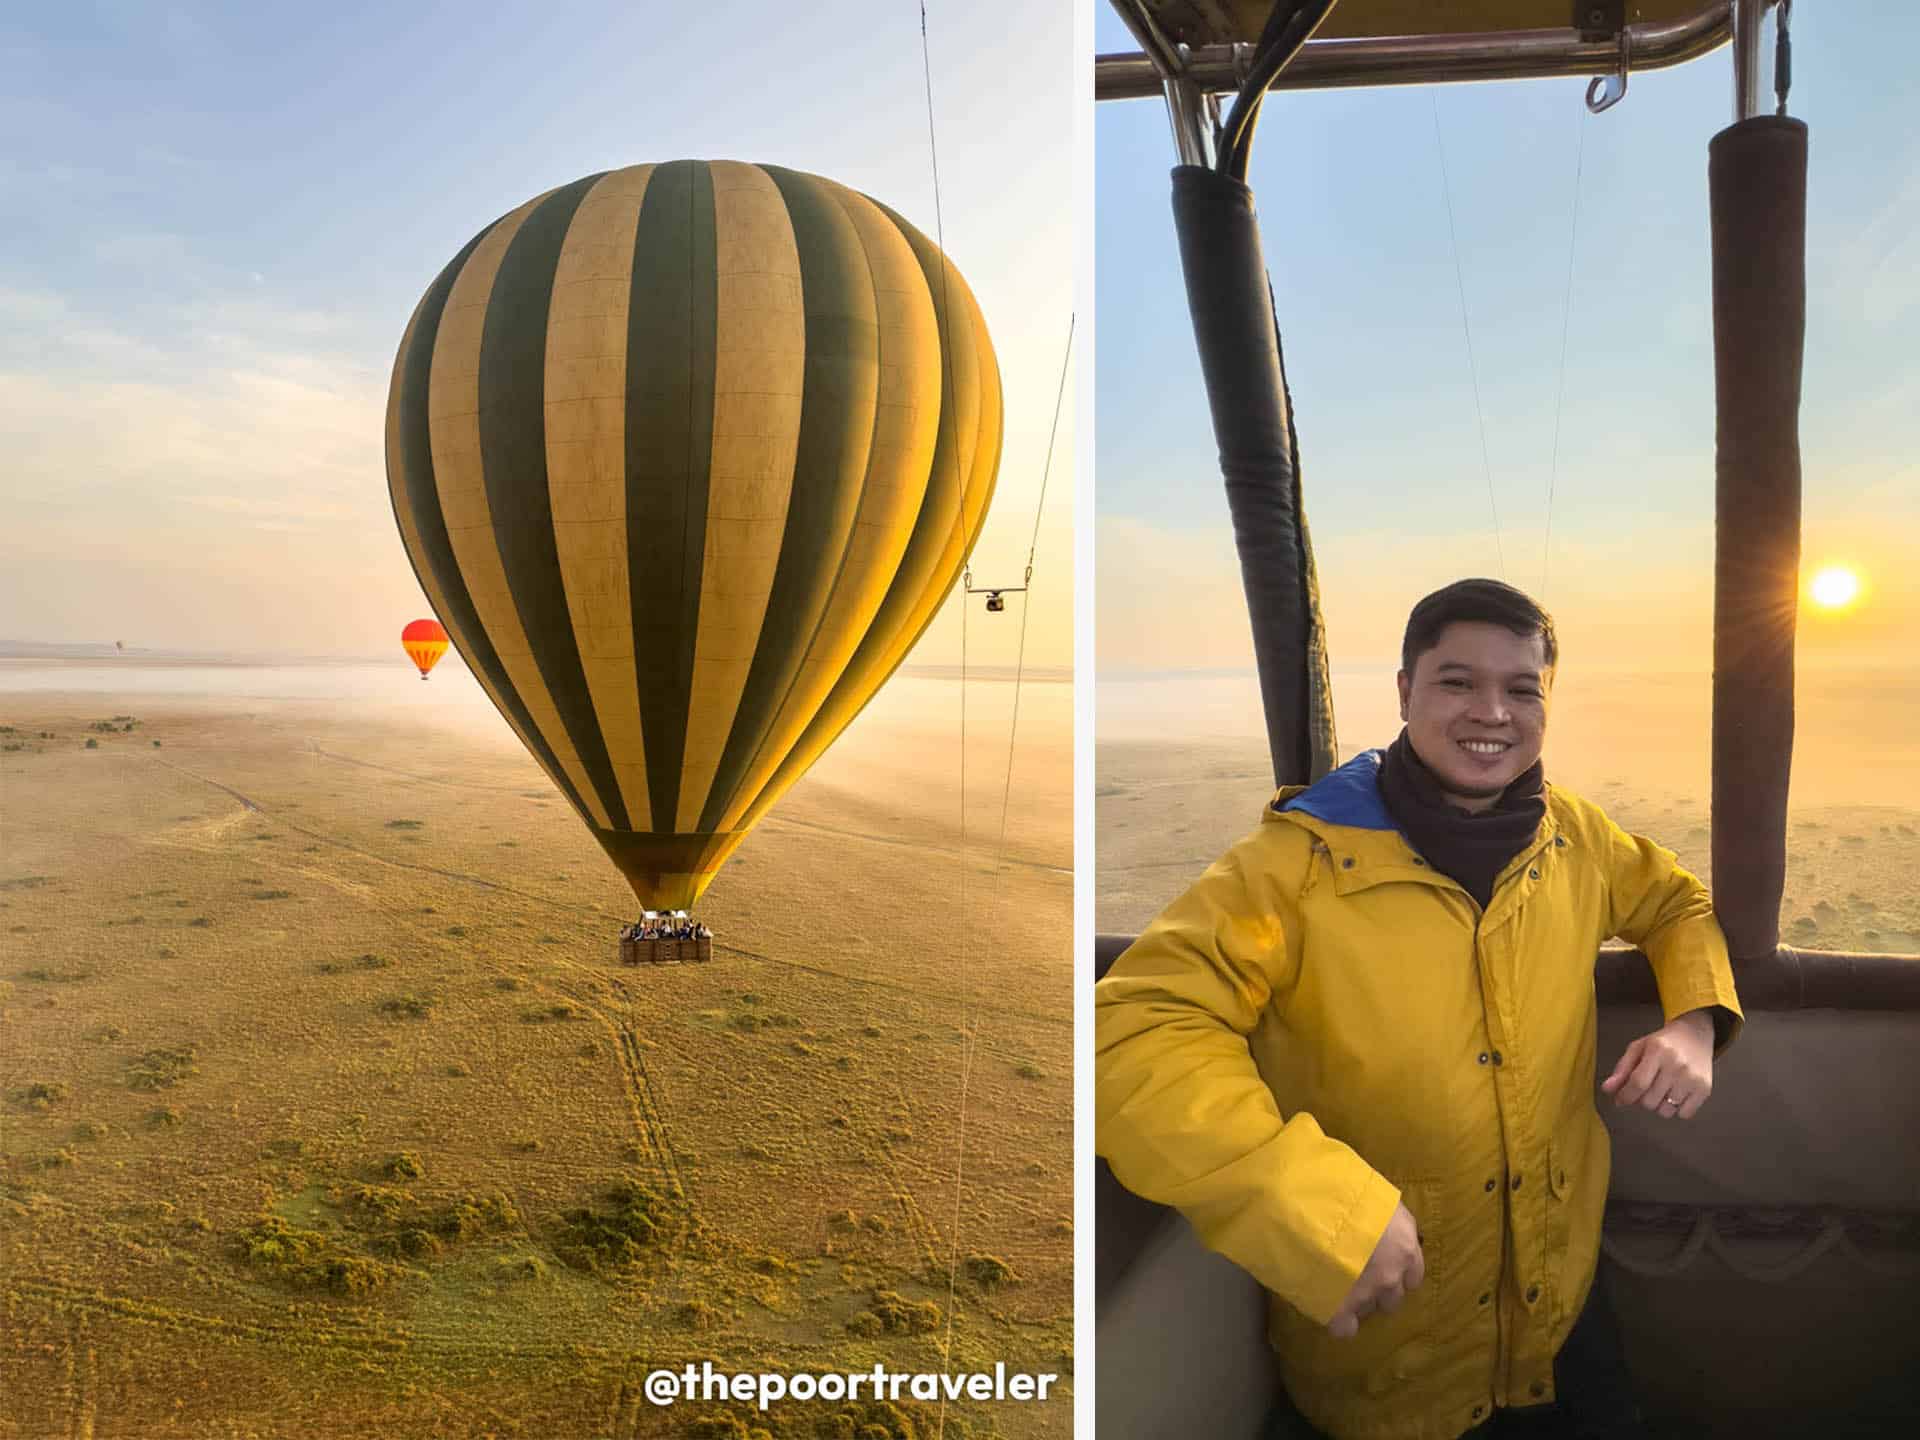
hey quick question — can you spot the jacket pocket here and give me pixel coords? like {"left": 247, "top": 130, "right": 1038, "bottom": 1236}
{"left": 1267, "top": 1178, "right": 1446, "bottom": 1400}
{"left": 1400, "top": 1177, "right": 1444, "bottom": 1290}
{"left": 1546, "top": 1139, "right": 1575, "bottom": 1329}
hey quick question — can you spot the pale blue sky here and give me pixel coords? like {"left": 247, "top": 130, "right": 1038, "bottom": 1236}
{"left": 1096, "top": 4, "right": 1919, "bottom": 673}
{"left": 1, "top": 0, "right": 1073, "bottom": 666}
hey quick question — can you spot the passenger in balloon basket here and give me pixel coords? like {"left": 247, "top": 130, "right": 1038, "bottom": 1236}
{"left": 1095, "top": 579, "right": 1743, "bottom": 1440}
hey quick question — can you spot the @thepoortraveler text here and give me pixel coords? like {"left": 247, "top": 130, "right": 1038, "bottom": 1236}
{"left": 643, "top": 1361, "right": 1060, "bottom": 1409}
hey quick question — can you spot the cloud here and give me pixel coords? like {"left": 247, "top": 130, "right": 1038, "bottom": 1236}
{"left": 92, "top": 228, "right": 198, "bottom": 272}
{"left": 0, "top": 281, "right": 385, "bottom": 529}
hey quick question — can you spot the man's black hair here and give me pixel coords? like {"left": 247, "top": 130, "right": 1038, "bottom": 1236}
{"left": 1401, "top": 578, "right": 1558, "bottom": 675}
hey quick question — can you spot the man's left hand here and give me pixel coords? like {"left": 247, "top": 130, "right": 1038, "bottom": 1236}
{"left": 1600, "top": 1009, "right": 1714, "bottom": 1119}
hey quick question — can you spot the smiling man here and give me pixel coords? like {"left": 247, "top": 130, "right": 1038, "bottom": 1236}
{"left": 1095, "top": 578, "right": 1743, "bottom": 1440}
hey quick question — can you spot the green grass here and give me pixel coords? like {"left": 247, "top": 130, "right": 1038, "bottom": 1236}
{"left": 490, "top": 1253, "right": 546, "bottom": 1283}
{"left": 377, "top": 994, "right": 435, "bottom": 1020}
{"left": 965, "top": 1254, "right": 1018, "bottom": 1290}
{"left": 851, "top": 1288, "right": 941, "bottom": 1336}
{"left": 551, "top": 1177, "right": 678, "bottom": 1274}
{"left": 233, "top": 1215, "right": 402, "bottom": 1296}
{"left": 126, "top": 1047, "right": 199, "bottom": 1091}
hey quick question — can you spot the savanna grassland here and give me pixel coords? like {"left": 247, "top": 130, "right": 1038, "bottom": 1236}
{"left": 1096, "top": 664, "right": 1920, "bottom": 943}
{"left": 0, "top": 673, "right": 1072, "bottom": 1440}
{"left": 1097, "top": 735, "right": 1920, "bottom": 943}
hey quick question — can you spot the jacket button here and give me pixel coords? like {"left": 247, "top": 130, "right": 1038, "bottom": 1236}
{"left": 1511, "top": 1175, "right": 1523, "bottom": 1191}
{"left": 1412, "top": 857, "right": 1426, "bottom": 866}
{"left": 1341, "top": 857, "right": 1355, "bottom": 869}
{"left": 1478, "top": 1292, "right": 1491, "bottom": 1306}
{"left": 1491, "top": 1051, "right": 1504, "bottom": 1066}
{"left": 1526, "top": 1285, "right": 1541, "bottom": 1304}
{"left": 1484, "top": 1179, "right": 1496, "bottom": 1193}
{"left": 1477, "top": 1052, "right": 1490, "bottom": 1065}
{"left": 1472, "top": 1405, "right": 1487, "bottom": 1421}
{"left": 1528, "top": 867, "right": 1540, "bottom": 880}
{"left": 1530, "top": 1381, "right": 1547, "bottom": 1399}
{"left": 1554, "top": 836, "right": 1567, "bottom": 847}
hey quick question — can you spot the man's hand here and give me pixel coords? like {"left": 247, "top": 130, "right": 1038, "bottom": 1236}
{"left": 1327, "top": 1201, "right": 1425, "bottom": 1339}
{"left": 1600, "top": 1008, "right": 1714, "bottom": 1119}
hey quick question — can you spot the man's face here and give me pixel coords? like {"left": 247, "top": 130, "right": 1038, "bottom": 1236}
{"left": 1396, "top": 621, "right": 1552, "bottom": 813}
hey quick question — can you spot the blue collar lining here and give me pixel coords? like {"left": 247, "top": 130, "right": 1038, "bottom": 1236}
{"left": 1276, "top": 750, "right": 1397, "bottom": 832}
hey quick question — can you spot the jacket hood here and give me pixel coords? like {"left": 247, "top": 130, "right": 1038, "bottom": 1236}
{"left": 1271, "top": 749, "right": 1394, "bottom": 832}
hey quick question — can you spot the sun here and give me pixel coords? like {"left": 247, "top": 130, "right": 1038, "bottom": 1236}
{"left": 1809, "top": 566, "right": 1861, "bottom": 610}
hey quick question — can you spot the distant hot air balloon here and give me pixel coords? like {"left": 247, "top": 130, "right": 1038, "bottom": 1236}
{"left": 401, "top": 618, "right": 449, "bottom": 679}
{"left": 385, "top": 161, "right": 1001, "bottom": 912}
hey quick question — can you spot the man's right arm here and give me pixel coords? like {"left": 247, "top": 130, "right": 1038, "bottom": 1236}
{"left": 1094, "top": 828, "right": 1403, "bottom": 1327}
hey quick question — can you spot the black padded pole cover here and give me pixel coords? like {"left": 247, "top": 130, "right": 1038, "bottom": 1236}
{"left": 1707, "top": 117, "right": 1806, "bottom": 964}
{"left": 1169, "top": 164, "right": 1338, "bottom": 788}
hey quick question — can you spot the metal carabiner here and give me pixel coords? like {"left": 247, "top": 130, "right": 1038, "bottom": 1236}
{"left": 1586, "top": 24, "right": 1632, "bottom": 114}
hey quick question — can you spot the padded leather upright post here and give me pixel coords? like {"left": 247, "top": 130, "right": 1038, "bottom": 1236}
{"left": 1706, "top": 116, "right": 1807, "bottom": 964}
{"left": 1169, "top": 164, "right": 1339, "bottom": 789}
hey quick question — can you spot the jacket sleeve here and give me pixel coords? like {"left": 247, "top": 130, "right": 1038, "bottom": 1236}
{"left": 1601, "top": 817, "right": 1745, "bottom": 1056}
{"left": 1094, "top": 827, "right": 1402, "bottom": 1326}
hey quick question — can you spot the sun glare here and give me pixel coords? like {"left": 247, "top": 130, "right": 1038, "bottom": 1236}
{"left": 1809, "top": 566, "right": 1861, "bottom": 610}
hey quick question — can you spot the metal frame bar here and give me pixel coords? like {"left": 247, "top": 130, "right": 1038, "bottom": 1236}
{"left": 1107, "top": 0, "right": 1221, "bottom": 163}
{"left": 1096, "top": 0, "right": 1734, "bottom": 101}
{"left": 1732, "top": 0, "right": 1770, "bottom": 120}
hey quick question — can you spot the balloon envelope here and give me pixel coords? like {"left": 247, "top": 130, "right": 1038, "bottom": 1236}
{"left": 401, "top": 618, "right": 449, "bottom": 679}
{"left": 385, "top": 160, "right": 1001, "bottom": 909}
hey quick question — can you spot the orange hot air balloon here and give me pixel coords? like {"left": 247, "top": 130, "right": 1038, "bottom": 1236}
{"left": 401, "top": 618, "right": 449, "bottom": 680}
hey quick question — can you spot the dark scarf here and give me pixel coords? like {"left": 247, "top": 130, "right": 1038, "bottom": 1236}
{"left": 1376, "top": 728, "right": 1546, "bottom": 912}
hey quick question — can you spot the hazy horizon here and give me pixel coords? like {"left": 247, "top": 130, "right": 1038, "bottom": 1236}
{"left": 1098, "top": 662, "right": 1920, "bottom": 815}
{"left": 1, "top": 0, "right": 1073, "bottom": 674}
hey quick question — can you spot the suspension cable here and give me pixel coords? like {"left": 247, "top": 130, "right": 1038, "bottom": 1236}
{"left": 999, "top": 315, "right": 1074, "bottom": 854}
{"left": 1543, "top": 100, "right": 1588, "bottom": 602}
{"left": 920, "top": 7, "right": 974, "bottom": 1434}
{"left": 1430, "top": 91, "right": 1506, "bottom": 580}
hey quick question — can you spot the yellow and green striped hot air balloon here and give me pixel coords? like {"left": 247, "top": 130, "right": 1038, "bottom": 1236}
{"left": 385, "top": 160, "right": 1002, "bottom": 912}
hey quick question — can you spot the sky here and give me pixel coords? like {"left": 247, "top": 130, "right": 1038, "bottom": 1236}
{"left": 1096, "top": 3, "right": 1920, "bottom": 677}
{"left": 0, "top": 0, "right": 1074, "bottom": 672}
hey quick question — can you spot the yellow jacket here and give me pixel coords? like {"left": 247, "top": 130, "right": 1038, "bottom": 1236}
{"left": 1094, "top": 752, "right": 1743, "bottom": 1440}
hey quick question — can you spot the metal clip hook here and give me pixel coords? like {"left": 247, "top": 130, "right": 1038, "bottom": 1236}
{"left": 1585, "top": 25, "right": 1631, "bottom": 113}
{"left": 1230, "top": 41, "right": 1255, "bottom": 91}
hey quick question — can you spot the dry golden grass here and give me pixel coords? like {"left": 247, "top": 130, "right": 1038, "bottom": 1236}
{"left": 1097, "top": 735, "right": 1920, "bottom": 949}
{"left": 0, "top": 681, "right": 1071, "bottom": 1438}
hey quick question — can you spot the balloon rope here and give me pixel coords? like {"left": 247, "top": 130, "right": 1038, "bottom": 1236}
{"left": 941, "top": 582, "right": 978, "bottom": 1435}
{"left": 921, "top": 5, "right": 973, "bottom": 1430}
{"left": 1543, "top": 100, "right": 1587, "bottom": 603}
{"left": 1025, "top": 315, "right": 1074, "bottom": 575}
{"left": 986, "top": 314, "right": 1074, "bottom": 1006}
{"left": 999, "top": 314, "right": 1074, "bottom": 856}
{"left": 1430, "top": 91, "right": 1506, "bottom": 580}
